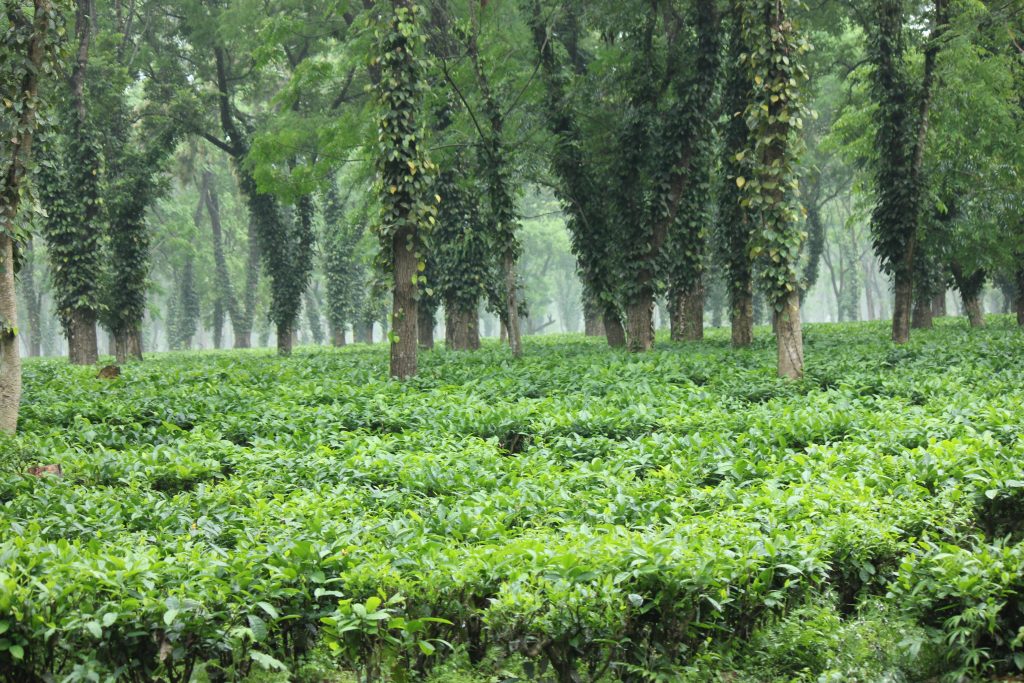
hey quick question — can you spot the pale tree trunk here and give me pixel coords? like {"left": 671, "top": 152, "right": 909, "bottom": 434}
{"left": 625, "top": 291, "right": 655, "bottom": 353}
{"left": 503, "top": 250, "right": 522, "bottom": 357}
{"left": 391, "top": 226, "right": 418, "bottom": 378}
{"left": 931, "top": 292, "right": 946, "bottom": 317}
{"left": 418, "top": 306, "right": 434, "bottom": 350}
{"left": 603, "top": 307, "right": 626, "bottom": 348}
{"left": 445, "top": 305, "right": 480, "bottom": 351}
{"left": 1, "top": 235, "right": 22, "bottom": 433}
{"left": 731, "top": 288, "right": 754, "bottom": 347}
{"left": 68, "top": 309, "right": 98, "bottom": 365}
{"left": 776, "top": 288, "right": 804, "bottom": 379}
{"left": 862, "top": 256, "right": 876, "bottom": 321}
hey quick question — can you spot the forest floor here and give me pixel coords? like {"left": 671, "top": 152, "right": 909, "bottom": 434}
{"left": 3, "top": 318, "right": 1024, "bottom": 682}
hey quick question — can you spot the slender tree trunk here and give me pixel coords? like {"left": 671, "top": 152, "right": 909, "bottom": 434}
{"left": 68, "top": 309, "right": 98, "bottom": 365}
{"left": 212, "top": 297, "right": 224, "bottom": 349}
{"left": 731, "top": 288, "right": 754, "bottom": 347}
{"left": 0, "top": 235, "right": 22, "bottom": 433}
{"left": 418, "top": 306, "right": 434, "bottom": 350}
{"left": 625, "top": 290, "right": 655, "bottom": 353}
{"left": 950, "top": 261, "right": 986, "bottom": 329}
{"left": 235, "top": 217, "right": 260, "bottom": 349}
{"left": 776, "top": 288, "right": 804, "bottom": 379}
{"left": 20, "top": 238, "right": 42, "bottom": 357}
{"left": 445, "top": 305, "right": 480, "bottom": 351}
{"left": 931, "top": 292, "right": 946, "bottom": 317}
{"left": 391, "top": 226, "right": 418, "bottom": 379}
{"left": 603, "top": 307, "right": 626, "bottom": 348}
{"left": 912, "top": 294, "right": 933, "bottom": 329}
{"left": 892, "top": 266, "right": 913, "bottom": 344}
{"left": 1016, "top": 268, "right": 1024, "bottom": 326}
{"left": 503, "top": 250, "right": 522, "bottom": 357}
{"left": 862, "top": 256, "right": 876, "bottom": 321}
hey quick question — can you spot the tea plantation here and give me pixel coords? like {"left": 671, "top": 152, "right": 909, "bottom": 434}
{"left": 3, "top": 320, "right": 1024, "bottom": 682}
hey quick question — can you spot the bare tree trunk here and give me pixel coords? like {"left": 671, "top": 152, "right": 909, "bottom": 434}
{"left": 128, "top": 330, "right": 143, "bottom": 361}
{"left": 330, "top": 321, "right": 346, "bottom": 347}
{"left": 963, "top": 296, "right": 985, "bottom": 328}
{"left": 950, "top": 261, "right": 986, "bottom": 329}
{"left": 445, "top": 305, "right": 480, "bottom": 351}
{"left": 603, "top": 307, "right": 626, "bottom": 348}
{"left": 418, "top": 306, "right": 434, "bottom": 350}
{"left": 20, "top": 238, "right": 42, "bottom": 357}
{"left": 625, "top": 290, "right": 655, "bottom": 352}
{"left": 776, "top": 288, "right": 804, "bottom": 379}
{"left": 68, "top": 309, "right": 98, "bottom": 365}
{"left": 391, "top": 226, "right": 418, "bottom": 378}
{"left": 931, "top": 292, "right": 946, "bottom": 317}
{"left": 1016, "top": 268, "right": 1024, "bottom": 327}
{"left": 234, "top": 216, "right": 260, "bottom": 349}
{"left": 503, "top": 250, "right": 522, "bottom": 357}
{"left": 583, "top": 299, "right": 604, "bottom": 336}
{"left": 861, "top": 256, "right": 876, "bottom": 321}
{"left": 672, "top": 280, "right": 705, "bottom": 342}
{"left": 912, "top": 294, "right": 933, "bottom": 329}
{"left": 212, "top": 297, "right": 224, "bottom": 349}
{"left": 731, "top": 288, "right": 754, "bottom": 347}
{"left": 892, "top": 267, "right": 913, "bottom": 344}
{"left": 113, "top": 331, "right": 128, "bottom": 364}
{"left": 1, "top": 235, "right": 22, "bottom": 433}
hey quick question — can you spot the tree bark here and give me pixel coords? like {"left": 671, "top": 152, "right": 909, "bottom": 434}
{"left": 776, "top": 288, "right": 804, "bottom": 379}
{"left": 67, "top": 309, "right": 98, "bottom": 365}
{"left": 603, "top": 307, "right": 626, "bottom": 348}
{"left": 445, "top": 305, "right": 480, "bottom": 351}
{"left": 390, "top": 226, "right": 418, "bottom": 379}
{"left": 950, "top": 261, "right": 986, "bottom": 329}
{"left": 128, "top": 330, "right": 143, "bottom": 361}
{"left": 911, "top": 294, "right": 933, "bottom": 329}
{"left": 503, "top": 250, "right": 522, "bottom": 357}
{"left": 963, "top": 295, "right": 985, "bottom": 328}
{"left": 731, "top": 288, "right": 754, "bottom": 347}
{"left": 931, "top": 292, "right": 946, "bottom": 317}
{"left": 891, "top": 267, "right": 913, "bottom": 344}
{"left": 583, "top": 299, "right": 604, "bottom": 336}
{"left": 671, "top": 281, "right": 705, "bottom": 342}
{"left": 212, "top": 297, "right": 224, "bottom": 349}
{"left": 113, "top": 331, "right": 128, "bottom": 364}
{"left": 1016, "top": 268, "right": 1024, "bottom": 327}
{"left": 330, "top": 323, "right": 346, "bottom": 347}
{"left": 625, "top": 290, "right": 655, "bottom": 352}
{"left": 20, "top": 238, "right": 42, "bottom": 357}
{"left": 1, "top": 235, "right": 22, "bottom": 433}
{"left": 234, "top": 216, "right": 260, "bottom": 349}
{"left": 418, "top": 306, "right": 434, "bottom": 350}
{"left": 277, "top": 322, "right": 293, "bottom": 356}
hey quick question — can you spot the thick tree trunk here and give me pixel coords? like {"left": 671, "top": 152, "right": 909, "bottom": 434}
{"left": 445, "top": 305, "right": 480, "bottom": 351}
{"left": 625, "top": 291, "right": 655, "bottom": 353}
{"left": 276, "top": 322, "right": 293, "bottom": 356}
{"left": 776, "top": 289, "right": 804, "bottom": 379}
{"left": 113, "top": 331, "right": 128, "bottom": 364}
{"left": 1, "top": 235, "right": 22, "bottom": 433}
{"left": 950, "top": 261, "right": 986, "bottom": 329}
{"left": 583, "top": 300, "right": 604, "bottom": 336}
{"left": 603, "top": 308, "right": 626, "bottom": 348}
{"left": 891, "top": 268, "right": 913, "bottom": 345}
{"left": 911, "top": 294, "right": 933, "bottom": 329}
{"left": 391, "top": 227, "right": 418, "bottom": 379}
{"left": 418, "top": 306, "right": 435, "bottom": 350}
{"left": 68, "top": 309, "right": 98, "bottom": 365}
{"left": 503, "top": 250, "right": 522, "bottom": 358}
{"left": 330, "top": 323, "right": 346, "bottom": 347}
{"left": 355, "top": 323, "right": 373, "bottom": 344}
{"left": 963, "top": 296, "right": 985, "bottom": 328}
{"left": 128, "top": 330, "right": 143, "bottom": 361}
{"left": 731, "top": 289, "right": 754, "bottom": 347}
{"left": 672, "top": 281, "right": 705, "bottom": 342}
{"left": 931, "top": 292, "right": 947, "bottom": 317}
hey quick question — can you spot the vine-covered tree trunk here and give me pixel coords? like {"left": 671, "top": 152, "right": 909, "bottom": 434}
{"left": 20, "top": 238, "right": 42, "bottom": 357}
{"left": 237, "top": 217, "right": 259, "bottom": 348}
{"left": 671, "top": 280, "right": 705, "bottom": 342}
{"left": 445, "top": 305, "right": 480, "bottom": 351}
{"left": 277, "top": 322, "right": 293, "bottom": 355}
{"left": 502, "top": 250, "right": 522, "bottom": 357}
{"left": 418, "top": 305, "right": 434, "bottom": 350}
{"left": 731, "top": 287, "right": 754, "bottom": 347}
{"left": 951, "top": 262, "right": 985, "bottom": 328}
{"left": 212, "top": 298, "right": 224, "bottom": 349}
{"left": 68, "top": 310, "right": 98, "bottom": 365}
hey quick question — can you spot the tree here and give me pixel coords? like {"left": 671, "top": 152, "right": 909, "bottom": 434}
{"left": 1, "top": 0, "right": 66, "bottom": 432}
{"left": 375, "top": 0, "right": 437, "bottom": 379}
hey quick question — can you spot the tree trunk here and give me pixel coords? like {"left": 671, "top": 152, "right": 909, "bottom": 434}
{"left": 603, "top": 307, "right": 626, "bottom": 348}
{"left": 127, "top": 330, "right": 143, "bottom": 361}
{"left": 445, "top": 305, "right": 480, "bottom": 351}
{"left": 731, "top": 288, "right": 754, "bottom": 347}
{"left": 862, "top": 257, "right": 876, "bottom": 321}
{"left": 625, "top": 290, "right": 655, "bottom": 353}
{"left": 391, "top": 226, "right": 418, "bottom": 379}
{"left": 113, "top": 331, "right": 128, "bottom": 364}
{"left": 1, "top": 235, "right": 22, "bottom": 433}
{"left": 1016, "top": 268, "right": 1024, "bottom": 327}
{"left": 963, "top": 295, "right": 985, "bottom": 328}
{"left": 671, "top": 281, "right": 704, "bottom": 342}
{"left": 331, "top": 323, "right": 346, "bottom": 347}
{"left": 418, "top": 306, "right": 434, "bottom": 350}
{"left": 950, "top": 261, "right": 986, "bottom": 329}
{"left": 277, "top": 322, "right": 293, "bottom": 356}
{"left": 235, "top": 216, "right": 260, "bottom": 349}
{"left": 911, "top": 294, "right": 933, "bottom": 329}
{"left": 20, "top": 238, "right": 42, "bottom": 357}
{"left": 931, "top": 292, "right": 946, "bottom": 317}
{"left": 503, "top": 250, "right": 522, "bottom": 358}
{"left": 891, "top": 267, "right": 913, "bottom": 344}
{"left": 583, "top": 300, "right": 604, "bottom": 336}
{"left": 776, "top": 288, "right": 804, "bottom": 379}
{"left": 68, "top": 308, "right": 98, "bottom": 365}
{"left": 212, "top": 297, "right": 224, "bottom": 349}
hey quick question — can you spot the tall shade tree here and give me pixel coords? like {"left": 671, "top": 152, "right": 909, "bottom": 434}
{"left": 736, "top": 0, "right": 810, "bottom": 378}
{"left": 864, "top": 0, "right": 946, "bottom": 344}
{"left": 1, "top": 0, "right": 66, "bottom": 432}
{"left": 375, "top": 0, "right": 437, "bottom": 379}
{"left": 40, "top": 0, "right": 103, "bottom": 365}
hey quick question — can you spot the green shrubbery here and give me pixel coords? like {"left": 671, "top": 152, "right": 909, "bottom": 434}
{"left": 2, "top": 318, "right": 1023, "bottom": 681}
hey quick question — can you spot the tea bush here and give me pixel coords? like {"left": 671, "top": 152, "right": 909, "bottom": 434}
{"left": 2, "top": 318, "right": 1023, "bottom": 681}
